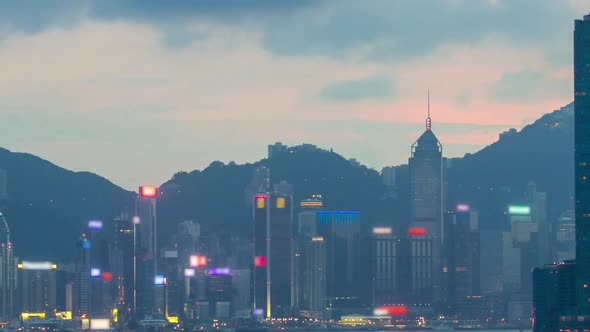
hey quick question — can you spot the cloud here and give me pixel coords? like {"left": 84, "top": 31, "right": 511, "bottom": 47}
{"left": 493, "top": 69, "right": 571, "bottom": 101}
{"left": 319, "top": 75, "right": 396, "bottom": 101}
{"left": 261, "top": 0, "right": 580, "bottom": 66}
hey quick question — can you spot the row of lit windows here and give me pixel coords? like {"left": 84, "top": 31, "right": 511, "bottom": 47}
{"left": 256, "top": 197, "right": 286, "bottom": 209}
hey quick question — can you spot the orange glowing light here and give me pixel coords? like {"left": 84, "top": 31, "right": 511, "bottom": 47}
{"left": 139, "top": 185, "right": 158, "bottom": 198}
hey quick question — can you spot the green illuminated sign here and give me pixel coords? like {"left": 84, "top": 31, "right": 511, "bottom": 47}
{"left": 508, "top": 205, "right": 531, "bottom": 215}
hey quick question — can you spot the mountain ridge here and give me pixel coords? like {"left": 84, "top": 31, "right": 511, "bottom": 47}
{"left": 0, "top": 103, "right": 575, "bottom": 260}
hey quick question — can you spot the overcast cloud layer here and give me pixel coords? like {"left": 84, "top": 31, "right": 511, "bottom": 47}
{"left": 0, "top": 0, "right": 583, "bottom": 189}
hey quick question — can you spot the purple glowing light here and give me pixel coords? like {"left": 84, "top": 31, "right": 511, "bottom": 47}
{"left": 88, "top": 220, "right": 103, "bottom": 230}
{"left": 208, "top": 267, "right": 231, "bottom": 275}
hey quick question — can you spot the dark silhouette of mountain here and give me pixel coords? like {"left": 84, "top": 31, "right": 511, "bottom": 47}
{"left": 0, "top": 103, "right": 575, "bottom": 261}
{"left": 445, "top": 103, "right": 574, "bottom": 229}
{"left": 158, "top": 104, "right": 575, "bottom": 239}
{"left": 0, "top": 148, "right": 135, "bottom": 261}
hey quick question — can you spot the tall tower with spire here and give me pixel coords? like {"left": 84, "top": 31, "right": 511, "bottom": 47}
{"left": 408, "top": 92, "right": 443, "bottom": 304}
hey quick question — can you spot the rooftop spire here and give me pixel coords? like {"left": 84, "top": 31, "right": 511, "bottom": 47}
{"left": 426, "top": 89, "right": 432, "bottom": 130}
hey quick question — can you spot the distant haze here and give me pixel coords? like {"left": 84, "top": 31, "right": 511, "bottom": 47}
{"left": 0, "top": 0, "right": 582, "bottom": 189}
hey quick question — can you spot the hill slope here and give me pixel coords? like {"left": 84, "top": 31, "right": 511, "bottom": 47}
{"left": 0, "top": 148, "right": 135, "bottom": 260}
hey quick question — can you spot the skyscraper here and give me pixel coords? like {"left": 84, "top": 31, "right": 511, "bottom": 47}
{"left": 73, "top": 233, "right": 91, "bottom": 317}
{"left": 17, "top": 261, "right": 59, "bottom": 313}
{"left": 316, "top": 211, "right": 361, "bottom": 308}
{"left": 575, "top": 13, "right": 590, "bottom": 309}
{"left": 0, "top": 213, "right": 16, "bottom": 320}
{"left": 408, "top": 97, "right": 443, "bottom": 303}
{"left": 292, "top": 195, "right": 323, "bottom": 312}
{"left": 252, "top": 186, "right": 293, "bottom": 318}
{"left": 135, "top": 185, "right": 158, "bottom": 316}
{"left": 532, "top": 261, "right": 576, "bottom": 332}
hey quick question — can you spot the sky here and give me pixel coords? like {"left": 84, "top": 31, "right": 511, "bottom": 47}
{"left": 0, "top": 0, "right": 584, "bottom": 190}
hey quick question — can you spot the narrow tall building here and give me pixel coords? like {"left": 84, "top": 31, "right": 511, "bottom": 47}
{"left": 408, "top": 98, "right": 443, "bottom": 303}
{"left": 135, "top": 185, "right": 158, "bottom": 316}
{"left": 0, "top": 213, "right": 16, "bottom": 320}
{"left": 575, "top": 13, "right": 590, "bottom": 309}
{"left": 252, "top": 185, "right": 293, "bottom": 318}
{"left": 316, "top": 211, "right": 361, "bottom": 308}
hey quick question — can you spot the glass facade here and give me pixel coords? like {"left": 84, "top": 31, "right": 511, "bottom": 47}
{"left": 575, "top": 15, "right": 590, "bottom": 307}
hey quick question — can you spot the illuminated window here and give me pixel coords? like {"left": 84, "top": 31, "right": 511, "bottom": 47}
{"left": 276, "top": 197, "right": 286, "bottom": 209}
{"left": 256, "top": 198, "right": 265, "bottom": 209}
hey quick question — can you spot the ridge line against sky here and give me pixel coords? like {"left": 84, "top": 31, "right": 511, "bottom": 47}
{"left": 0, "top": 0, "right": 583, "bottom": 190}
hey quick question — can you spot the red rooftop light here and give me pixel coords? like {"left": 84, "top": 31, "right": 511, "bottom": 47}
{"left": 408, "top": 227, "right": 427, "bottom": 236}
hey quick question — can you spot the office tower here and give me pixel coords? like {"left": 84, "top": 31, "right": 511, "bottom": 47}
{"left": 303, "top": 237, "right": 326, "bottom": 317}
{"left": 112, "top": 215, "right": 134, "bottom": 311}
{"left": 73, "top": 234, "right": 91, "bottom": 317}
{"left": 292, "top": 195, "right": 323, "bottom": 311}
{"left": 505, "top": 205, "right": 538, "bottom": 295}
{"left": 161, "top": 249, "right": 181, "bottom": 318}
{"left": 408, "top": 99, "right": 443, "bottom": 303}
{"left": 316, "top": 210, "right": 361, "bottom": 308}
{"left": 252, "top": 188, "right": 293, "bottom": 318}
{"left": 136, "top": 185, "right": 158, "bottom": 316}
{"left": 527, "top": 182, "right": 550, "bottom": 267}
{"left": 0, "top": 213, "right": 16, "bottom": 320}
{"left": 206, "top": 268, "right": 232, "bottom": 318}
{"left": 532, "top": 261, "right": 576, "bottom": 332}
{"left": 17, "top": 261, "right": 58, "bottom": 312}
{"left": 87, "top": 220, "right": 113, "bottom": 317}
{"left": 575, "top": 12, "right": 590, "bottom": 309}
{"left": 555, "top": 210, "right": 575, "bottom": 262}
{"left": 442, "top": 207, "right": 480, "bottom": 315}
{"left": 370, "top": 227, "right": 403, "bottom": 306}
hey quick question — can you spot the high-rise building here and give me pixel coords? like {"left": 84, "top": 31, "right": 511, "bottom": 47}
{"left": 252, "top": 188, "right": 293, "bottom": 318}
{"left": 575, "top": 13, "right": 590, "bottom": 309}
{"left": 303, "top": 237, "right": 326, "bottom": 317}
{"left": 206, "top": 268, "right": 232, "bottom": 317}
{"left": 370, "top": 227, "right": 403, "bottom": 306}
{"left": 408, "top": 99, "right": 443, "bottom": 303}
{"left": 161, "top": 249, "right": 181, "bottom": 318}
{"left": 532, "top": 261, "right": 576, "bottom": 332}
{"left": 292, "top": 195, "right": 323, "bottom": 312}
{"left": 555, "top": 210, "right": 575, "bottom": 262}
{"left": 17, "top": 261, "right": 59, "bottom": 313}
{"left": 0, "top": 213, "right": 16, "bottom": 320}
{"left": 442, "top": 207, "right": 480, "bottom": 315}
{"left": 73, "top": 233, "right": 91, "bottom": 317}
{"left": 135, "top": 185, "right": 158, "bottom": 316}
{"left": 527, "top": 182, "right": 550, "bottom": 267}
{"left": 316, "top": 211, "right": 362, "bottom": 308}
{"left": 87, "top": 221, "right": 113, "bottom": 317}
{"left": 112, "top": 214, "right": 134, "bottom": 313}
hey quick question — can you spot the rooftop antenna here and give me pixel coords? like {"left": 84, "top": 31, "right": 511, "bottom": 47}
{"left": 426, "top": 89, "right": 432, "bottom": 130}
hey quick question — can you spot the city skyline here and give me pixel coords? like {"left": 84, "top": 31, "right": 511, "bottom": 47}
{"left": 0, "top": 1, "right": 584, "bottom": 190}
